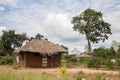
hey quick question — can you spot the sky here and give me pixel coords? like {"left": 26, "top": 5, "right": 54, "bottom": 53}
{"left": 0, "top": 0, "right": 120, "bottom": 54}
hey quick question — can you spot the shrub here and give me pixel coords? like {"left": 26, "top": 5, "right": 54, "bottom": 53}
{"left": 94, "top": 73, "right": 104, "bottom": 80}
{"left": 117, "top": 59, "right": 120, "bottom": 67}
{"left": 76, "top": 71, "right": 84, "bottom": 80}
{"left": 71, "top": 57, "right": 77, "bottom": 64}
{"left": 61, "top": 66, "right": 67, "bottom": 76}
{"left": 106, "top": 59, "right": 114, "bottom": 69}
{"left": 79, "top": 57, "right": 89, "bottom": 64}
{"left": 63, "top": 54, "right": 77, "bottom": 64}
{"left": 0, "top": 56, "right": 13, "bottom": 65}
{"left": 13, "top": 63, "right": 18, "bottom": 69}
{"left": 61, "top": 66, "right": 67, "bottom": 80}
{"left": 87, "top": 58, "right": 101, "bottom": 68}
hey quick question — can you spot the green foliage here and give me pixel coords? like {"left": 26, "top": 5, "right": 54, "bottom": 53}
{"left": 112, "top": 41, "right": 120, "bottom": 51}
{"left": 117, "top": 49, "right": 120, "bottom": 59}
{"left": 60, "top": 65, "right": 67, "bottom": 80}
{"left": 35, "top": 33, "right": 44, "bottom": 39}
{"left": 93, "top": 47, "right": 106, "bottom": 58}
{"left": 1, "top": 30, "right": 28, "bottom": 55}
{"left": 30, "top": 33, "right": 48, "bottom": 41}
{"left": 61, "top": 66, "right": 67, "bottom": 76}
{"left": 106, "top": 47, "right": 116, "bottom": 59}
{"left": 0, "top": 41, "right": 5, "bottom": 56}
{"left": 63, "top": 55, "right": 72, "bottom": 63}
{"left": 13, "top": 63, "right": 18, "bottom": 69}
{"left": 71, "top": 8, "right": 111, "bottom": 54}
{"left": 60, "top": 45, "right": 68, "bottom": 50}
{"left": 76, "top": 71, "right": 84, "bottom": 80}
{"left": 63, "top": 54, "right": 77, "bottom": 63}
{"left": 71, "top": 57, "right": 77, "bottom": 64}
{"left": 61, "top": 59, "right": 66, "bottom": 66}
{"left": 106, "top": 59, "right": 114, "bottom": 69}
{"left": 87, "top": 58, "right": 101, "bottom": 68}
{"left": 94, "top": 73, "right": 103, "bottom": 80}
{"left": 117, "top": 59, "right": 120, "bottom": 67}
{"left": 92, "top": 43, "right": 120, "bottom": 69}
{"left": 61, "top": 58, "right": 67, "bottom": 80}
{"left": 0, "top": 56, "right": 13, "bottom": 65}
{"left": 79, "top": 57, "right": 89, "bottom": 64}
{"left": 93, "top": 47, "right": 108, "bottom": 65}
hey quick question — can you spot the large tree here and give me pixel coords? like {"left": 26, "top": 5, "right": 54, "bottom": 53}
{"left": 71, "top": 8, "right": 112, "bottom": 54}
{"left": 0, "top": 30, "right": 28, "bottom": 55}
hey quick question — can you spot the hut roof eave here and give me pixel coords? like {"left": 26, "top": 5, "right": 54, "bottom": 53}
{"left": 14, "top": 39, "right": 68, "bottom": 55}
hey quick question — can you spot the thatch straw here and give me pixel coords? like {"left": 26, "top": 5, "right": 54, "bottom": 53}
{"left": 14, "top": 39, "right": 68, "bottom": 55}
{"left": 76, "top": 53, "right": 91, "bottom": 58}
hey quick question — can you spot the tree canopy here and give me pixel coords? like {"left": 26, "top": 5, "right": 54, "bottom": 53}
{"left": 35, "top": 33, "right": 44, "bottom": 39}
{"left": 30, "top": 33, "right": 48, "bottom": 41}
{"left": 71, "top": 8, "right": 112, "bottom": 54}
{"left": 0, "top": 30, "right": 28, "bottom": 55}
{"left": 0, "top": 31, "right": 50, "bottom": 56}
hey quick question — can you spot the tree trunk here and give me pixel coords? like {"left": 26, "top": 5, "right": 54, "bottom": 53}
{"left": 115, "top": 52, "right": 118, "bottom": 68}
{"left": 87, "top": 38, "right": 92, "bottom": 55}
{"left": 85, "top": 33, "right": 92, "bottom": 55}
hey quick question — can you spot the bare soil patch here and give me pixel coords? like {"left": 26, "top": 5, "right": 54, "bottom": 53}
{"left": 0, "top": 65, "right": 118, "bottom": 75}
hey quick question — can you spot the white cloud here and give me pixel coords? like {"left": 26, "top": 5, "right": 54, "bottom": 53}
{"left": 0, "top": 26, "right": 7, "bottom": 35}
{"left": 90, "top": 0, "right": 102, "bottom": 10}
{"left": 0, "top": 6, "right": 5, "bottom": 11}
{"left": 0, "top": 0, "right": 18, "bottom": 7}
{"left": 0, "top": 0, "right": 120, "bottom": 53}
{"left": 43, "top": 13, "right": 87, "bottom": 53}
{"left": 104, "top": 11, "right": 120, "bottom": 33}
{"left": 43, "top": 13, "right": 79, "bottom": 40}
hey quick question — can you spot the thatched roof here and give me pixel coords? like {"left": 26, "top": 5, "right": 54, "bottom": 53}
{"left": 76, "top": 53, "right": 91, "bottom": 58}
{"left": 14, "top": 39, "right": 68, "bottom": 55}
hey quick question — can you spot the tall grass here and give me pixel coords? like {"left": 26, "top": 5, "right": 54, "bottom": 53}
{"left": 0, "top": 67, "right": 119, "bottom": 80}
{"left": 0, "top": 70, "right": 59, "bottom": 80}
{"left": 94, "top": 73, "right": 104, "bottom": 80}
{"left": 76, "top": 71, "right": 84, "bottom": 80}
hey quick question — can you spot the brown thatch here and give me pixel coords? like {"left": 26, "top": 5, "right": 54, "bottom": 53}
{"left": 14, "top": 39, "right": 68, "bottom": 55}
{"left": 76, "top": 53, "right": 91, "bottom": 58}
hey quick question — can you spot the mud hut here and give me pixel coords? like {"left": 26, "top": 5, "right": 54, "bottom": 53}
{"left": 14, "top": 39, "right": 68, "bottom": 68}
{"left": 76, "top": 53, "right": 91, "bottom": 58}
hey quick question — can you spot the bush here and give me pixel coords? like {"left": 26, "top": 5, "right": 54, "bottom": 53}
{"left": 87, "top": 58, "right": 101, "bottom": 68}
{"left": 117, "top": 59, "right": 120, "bottom": 67}
{"left": 106, "top": 59, "right": 114, "bottom": 69}
{"left": 63, "top": 54, "right": 78, "bottom": 64}
{"left": 0, "top": 56, "right": 13, "bottom": 65}
{"left": 61, "top": 66, "right": 67, "bottom": 80}
{"left": 71, "top": 57, "right": 78, "bottom": 64}
{"left": 76, "top": 71, "right": 84, "bottom": 80}
{"left": 94, "top": 73, "right": 103, "bottom": 80}
{"left": 61, "top": 66, "right": 67, "bottom": 76}
{"left": 13, "top": 63, "right": 18, "bottom": 69}
{"left": 79, "top": 57, "right": 89, "bottom": 64}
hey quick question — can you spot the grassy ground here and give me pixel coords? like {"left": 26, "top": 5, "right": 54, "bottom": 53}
{"left": 0, "top": 70, "right": 59, "bottom": 80}
{"left": 0, "top": 65, "right": 120, "bottom": 80}
{"left": 0, "top": 69, "right": 76, "bottom": 80}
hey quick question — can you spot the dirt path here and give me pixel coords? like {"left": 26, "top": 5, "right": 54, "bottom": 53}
{"left": 68, "top": 68, "right": 118, "bottom": 74}
{"left": 0, "top": 65, "right": 118, "bottom": 75}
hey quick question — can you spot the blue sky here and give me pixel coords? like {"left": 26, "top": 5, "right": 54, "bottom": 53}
{"left": 0, "top": 0, "right": 120, "bottom": 54}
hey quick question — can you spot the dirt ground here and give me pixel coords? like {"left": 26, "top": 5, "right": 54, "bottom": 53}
{"left": 0, "top": 65, "right": 118, "bottom": 75}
